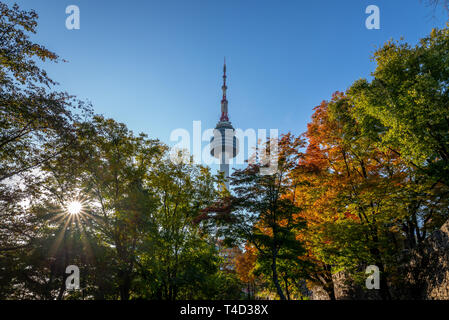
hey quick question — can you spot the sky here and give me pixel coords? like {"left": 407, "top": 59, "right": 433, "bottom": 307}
{"left": 5, "top": 0, "right": 448, "bottom": 168}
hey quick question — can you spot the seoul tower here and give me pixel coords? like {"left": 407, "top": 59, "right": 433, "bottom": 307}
{"left": 210, "top": 59, "right": 238, "bottom": 189}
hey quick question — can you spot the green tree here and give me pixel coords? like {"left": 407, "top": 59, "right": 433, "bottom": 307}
{"left": 137, "top": 158, "right": 226, "bottom": 300}
{"left": 0, "top": 2, "right": 90, "bottom": 254}
{"left": 61, "top": 116, "right": 162, "bottom": 300}
{"left": 349, "top": 26, "right": 449, "bottom": 187}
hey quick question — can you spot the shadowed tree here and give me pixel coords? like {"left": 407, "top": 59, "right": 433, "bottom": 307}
{"left": 0, "top": 2, "right": 91, "bottom": 254}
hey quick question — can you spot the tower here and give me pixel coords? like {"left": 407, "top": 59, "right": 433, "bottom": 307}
{"left": 210, "top": 59, "right": 238, "bottom": 189}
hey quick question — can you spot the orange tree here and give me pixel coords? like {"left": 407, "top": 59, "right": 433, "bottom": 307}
{"left": 291, "top": 93, "right": 416, "bottom": 299}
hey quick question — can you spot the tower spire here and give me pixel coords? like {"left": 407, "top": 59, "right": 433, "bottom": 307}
{"left": 220, "top": 57, "right": 229, "bottom": 121}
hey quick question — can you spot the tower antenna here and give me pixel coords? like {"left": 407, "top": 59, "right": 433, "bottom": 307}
{"left": 220, "top": 57, "right": 228, "bottom": 121}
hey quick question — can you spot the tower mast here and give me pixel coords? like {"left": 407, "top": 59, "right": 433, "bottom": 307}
{"left": 220, "top": 58, "right": 229, "bottom": 121}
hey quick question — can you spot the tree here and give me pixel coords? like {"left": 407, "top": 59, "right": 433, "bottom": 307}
{"left": 2, "top": 114, "right": 237, "bottom": 300}
{"left": 349, "top": 26, "right": 449, "bottom": 188}
{"left": 235, "top": 244, "right": 258, "bottom": 299}
{"left": 25, "top": 116, "right": 162, "bottom": 300}
{"left": 202, "top": 134, "right": 308, "bottom": 300}
{"left": 293, "top": 94, "right": 401, "bottom": 299}
{"left": 137, "top": 157, "right": 225, "bottom": 300}
{"left": 346, "top": 28, "right": 449, "bottom": 293}
{"left": 294, "top": 88, "right": 449, "bottom": 299}
{"left": 0, "top": 2, "right": 91, "bottom": 254}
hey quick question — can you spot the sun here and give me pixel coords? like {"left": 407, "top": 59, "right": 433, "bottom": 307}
{"left": 67, "top": 201, "right": 82, "bottom": 215}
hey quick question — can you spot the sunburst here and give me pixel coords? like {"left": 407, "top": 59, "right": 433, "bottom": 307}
{"left": 47, "top": 196, "right": 96, "bottom": 259}
{"left": 67, "top": 201, "right": 82, "bottom": 215}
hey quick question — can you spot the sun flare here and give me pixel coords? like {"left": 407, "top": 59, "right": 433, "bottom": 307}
{"left": 67, "top": 201, "right": 82, "bottom": 215}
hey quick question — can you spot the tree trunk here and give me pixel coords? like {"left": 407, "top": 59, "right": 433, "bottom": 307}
{"left": 283, "top": 276, "right": 291, "bottom": 300}
{"left": 326, "top": 284, "right": 336, "bottom": 300}
{"left": 271, "top": 253, "right": 286, "bottom": 300}
{"left": 56, "top": 277, "right": 66, "bottom": 300}
{"left": 369, "top": 246, "right": 391, "bottom": 300}
{"left": 118, "top": 271, "right": 131, "bottom": 300}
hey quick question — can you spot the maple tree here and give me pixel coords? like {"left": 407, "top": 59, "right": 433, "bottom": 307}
{"left": 235, "top": 244, "right": 258, "bottom": 299}
{"left": 293, "top": 94, "right": 400, "bottom": 299}
{"left": 292, "top": 84, "right": 449, "bottom": 299}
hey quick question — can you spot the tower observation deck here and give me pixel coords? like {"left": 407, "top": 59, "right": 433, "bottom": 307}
{"left": 210, "top": 59, "right": 238, "bottom": 189}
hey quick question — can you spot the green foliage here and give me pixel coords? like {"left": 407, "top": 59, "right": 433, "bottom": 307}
{"left": 0, "top": 1, "right": 91, "bottom": 256}
{"left": 349, "top": 26, "right": 449, "bottom": 186}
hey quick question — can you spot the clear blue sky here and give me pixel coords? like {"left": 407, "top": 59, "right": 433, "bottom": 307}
{"left": 6, "top": 0, "right": 448, "bottom": 155}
